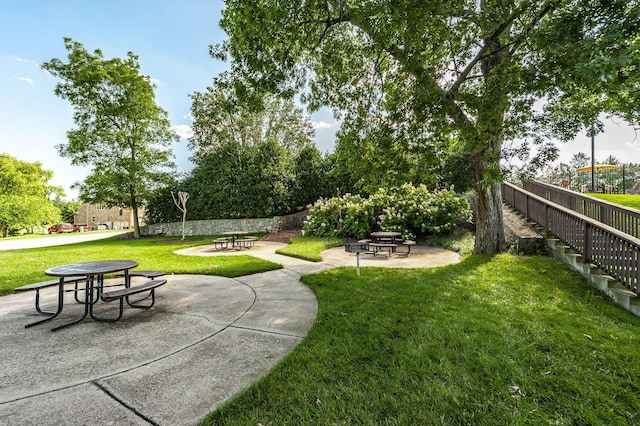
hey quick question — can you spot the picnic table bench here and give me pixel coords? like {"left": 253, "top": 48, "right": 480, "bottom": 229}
{"left": 113, "top": 270, "right": 166, "bottom": 306}
{"left": 213, "top": 235, "right": 257, "bottom": 250}
{"left": 114, "top": 270, "right": 165, "bottom": 279}
{"left": 358, "top": 238, "right": 416, "bottom": 257}
{"left": 95, "top": 278, "right": 167, "bottom": 321}
{"left": 101, "top": 279, "right": 166, "bottom": 304}
{"left": 212, "top": 238, "right": 229, "bottom": 250}
{"left": 14, "top": 275, "right": 88, "bottom": 315}
{"left": 235, "top": 237, "right": 257, "bottom": 249}
{"left": 368, "top": 242, "right": 398, "bottom": 257}
{"left": 394, "top": 240, "right": 416, "bottom": 255}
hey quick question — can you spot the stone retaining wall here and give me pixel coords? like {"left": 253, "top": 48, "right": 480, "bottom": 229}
{"left": 141, "top": 210, "right": 308, "bottom": 237}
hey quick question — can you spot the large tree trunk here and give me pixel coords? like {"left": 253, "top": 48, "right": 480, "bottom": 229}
{"left": 132, "top": 205, "right": 141, "bottom": 239}
{"left": 471, "top": 128, "right": 507, "bottom": 254}
{"left": 472, "top": 31, "right": 508, "bottom": 254}
{"left": 473, "top": 181, "right": 505, "bottom": 254}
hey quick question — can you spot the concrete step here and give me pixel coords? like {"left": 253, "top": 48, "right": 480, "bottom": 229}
{"left": 554, "top": 245, "right": 573, "bottom": 256}
{"left": 592, "top": 273, "right": 617, "bottom": 292}
{"left": 565, "top": 253, "right": 591, "bottom": 274}
{"left": 544, "top": 229, "right": 640, "bottom": 318}
{"left": 609, "top": 284, "right": 638, "bottom": 310}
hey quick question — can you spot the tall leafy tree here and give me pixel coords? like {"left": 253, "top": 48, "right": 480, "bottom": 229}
{"left": 189, "top": 73, "right": 314, "bottom": 160}
{"left": 570, "top": 153, "right": 591, "bottom": 170}
{"left": 292, "top": 145, "right": 332, "bottom": 210}
{"left": 42, "top": 38, "right": 177, "bottom": 238}
{"left": 184, "top": 73, "right": 319, "bottom": 218}
{"left": 215, "top": 0, "right": 639, "bottom": 254}
{"left": 53, "top": 198, "right": 83, "bottom": 223}
{"left": 181, "top": 139, "right": 296, "bottom": 219}
{"left": 0, "top": 154, "right": 62, "bottom": 237}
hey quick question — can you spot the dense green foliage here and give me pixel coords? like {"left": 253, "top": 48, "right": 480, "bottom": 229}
{"left": 303, "top": 183, "right": 471, "bottom": 240}
{"left": 0, "top": 234, "right": 280, "bottom": 296}
{"left": 41, "top": 38, "right": 178, "bottom": 238}
{"left": 204, "top": 254, "right": 640, "bottom": 424}
{"left": 145, "top": 81, "right": 338, "bottom": 223}
{"left": 216, "top": 0, "right": 640, "bottom": 254}
{"left": 145, "top": 141, "right": 336, "bottom": 223}
{"left": 304, "top": 193, "right": 374, "bottom": 239}
{"left": 53, "top": 199, "right": 83, "bottom": 224}
{"left": 0, "top": 154, "right": 62, "bottom": 237}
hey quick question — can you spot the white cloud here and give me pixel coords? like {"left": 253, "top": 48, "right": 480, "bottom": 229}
{"left": 16, "top": 57, "right": 40, "bottom": 68}
{"left": 312, "top": 120, "right": 335, "bottom": 130}
{"left": 15, "top": 76, "right": 34, "bottom": 85}
{"left": 16, "top": 57, "right": 36, "bottom": 65}
{"left": 173, "top": 124, "right": 193, "bottom": 139}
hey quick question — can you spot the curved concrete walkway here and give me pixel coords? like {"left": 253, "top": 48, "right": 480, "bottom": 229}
{"left": 0, "top": 241, "right": 460, "bottom": 425}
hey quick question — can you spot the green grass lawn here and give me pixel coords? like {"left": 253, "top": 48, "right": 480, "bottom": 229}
{"left": 5, "top": 232, "right": 640, "bottom": 423}
{"left": 275, "top": 236, "right": 345, "bottom": 261}
{"left": 202, "top": 254, "right": 640, "bottom": 425}
{"left": 0, "top": 235, "right": 281, "bottom": 295}
{"left": 587, "top": 193, "right": 640, "bottom": 211}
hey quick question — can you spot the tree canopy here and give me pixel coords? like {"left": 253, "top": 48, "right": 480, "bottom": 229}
{"left": 41, "top": 38, "right": 178, "bottom": 238}
{"left": 216, "top": 0, "right": 639, "bottom": 254}
{"left": 0, "top": 153, "right": 62, "bottom": 237}
{"left": 189, "top": 73, "right": 315, "bottom": 160}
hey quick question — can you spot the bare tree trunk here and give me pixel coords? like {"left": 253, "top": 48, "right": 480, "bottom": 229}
{"left": 171, "top": 191, "right": 189, "bottom": 240}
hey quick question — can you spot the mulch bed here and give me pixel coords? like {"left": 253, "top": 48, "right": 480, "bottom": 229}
{"left": 261, "top": 229, "right": 303, "bottom": 243}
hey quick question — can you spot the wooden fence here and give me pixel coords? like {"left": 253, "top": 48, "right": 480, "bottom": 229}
{"left": 522, "top": 180, "right": 640, "bottom": 238}
{"left": 503, "top": 181, "right": 640, "bottom": 294}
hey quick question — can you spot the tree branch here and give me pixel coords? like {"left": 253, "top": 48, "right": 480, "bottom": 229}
{"left": 448, "top": 1, "right": 560, "bottom": 95}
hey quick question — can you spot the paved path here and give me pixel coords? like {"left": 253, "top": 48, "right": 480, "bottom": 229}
{"left": 0, "top": 241, "right": 460, "bottom": 425}
{"left": 0, "top": 231, "right": 125, "bottom": 251}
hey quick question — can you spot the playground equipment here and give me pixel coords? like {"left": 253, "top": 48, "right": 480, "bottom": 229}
{"left": 576, "top": 164, "right": 623, "bottom": 193}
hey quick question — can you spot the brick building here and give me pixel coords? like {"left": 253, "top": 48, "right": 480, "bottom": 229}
{"left": 73, "top": 203, "right": 144, "bottom": 230}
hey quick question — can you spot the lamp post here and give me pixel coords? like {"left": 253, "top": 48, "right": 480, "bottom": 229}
{"left": 591, "top": 133, "right": 595, "bottom": 192}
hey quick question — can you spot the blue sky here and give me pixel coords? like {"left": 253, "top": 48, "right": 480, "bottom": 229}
{"left": 0, "top": 0, "right": 339, "bottom": 200}
{"left": 1, "top": 1, "right": 638, "bottom": 200}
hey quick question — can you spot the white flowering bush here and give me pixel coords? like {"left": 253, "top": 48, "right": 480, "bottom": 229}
{"left": 377, "top": 184, "right": 471, "bottom": 239}
{"left": 303, "top": 193, "right": 375, "bottom": 239}
{"left": 304, "top": 184, "right": 471, "bottom": 240}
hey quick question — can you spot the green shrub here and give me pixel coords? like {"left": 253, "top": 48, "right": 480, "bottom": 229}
{"left": 304, "top": 184, "right": 472, "bottom": 239}
{"left": 303, "top": 194, "right": 375, "bottom": 239}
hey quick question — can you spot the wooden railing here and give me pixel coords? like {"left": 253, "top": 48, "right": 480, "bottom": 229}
{"left": 503, "top": 182, "right": 640, "bottom": 294}
{"left": 522, "top": 180, "right": 640, "bottom": 238}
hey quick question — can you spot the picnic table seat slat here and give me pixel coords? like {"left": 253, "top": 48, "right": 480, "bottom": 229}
{"left": 114, "top": 270, "right": 165, "bottom": 279}
{"left": 100, "top": 279, "right": 167, "bottom": 303}
{"left": 14, "top": 275, "right": 87, "bottom": 292}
